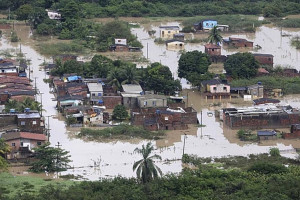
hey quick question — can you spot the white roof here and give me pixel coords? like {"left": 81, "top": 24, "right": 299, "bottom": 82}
{"left": 87, "top": 83, "right": 103, "bottom": 92}
{"left": 122, "top": 84, "right": 143, "bottom": 94}
{"left": 121, "top": 93, "right": 141, "bottom": 98}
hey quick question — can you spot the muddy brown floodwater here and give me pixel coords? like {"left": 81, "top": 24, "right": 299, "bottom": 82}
{"left": 1, "top": 21, "right": 299, "bottom": 180}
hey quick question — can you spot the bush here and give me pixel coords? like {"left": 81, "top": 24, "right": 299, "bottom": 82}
{"left": 269, "top": 148, "right": 280, "bottom": 157}
{"left": 10, "top": 31, "right": 18, "bottom": 42}
{"left": 112, "top": 105, "right": 128, "bottom": 120}
{"left": 248, "top": 162, "right": 287, "bottom": 174}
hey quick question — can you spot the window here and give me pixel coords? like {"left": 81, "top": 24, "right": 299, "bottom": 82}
{"left": 20, "top": 142, "right": 23, "bottom": 147}
{"left": 152, "top": 101, "right": 156, "bottom": 106}
{"left": 98, "top": 93, "right": 102, "bottom": 96}
{"left": 92, "top": 93, "right": 95, "bottom": 96}
{"left": 118, "top": 40, "right": 121, "bottom": 42}
{"left": 168, "top": 31, "right": 171, "bottom": 33}
{"left": 21, "top": 121, "right": 25, "bottom": 126}
{"left": 268, "top": 58, "right": 271, "bottom": 61}
{"left": 144, "top": 101, "right": 147, "bottom": 106}
{"left": 12, "top": 143, "right": 15, "bottom": 147}
{"left": 37, "top": 141, "right": 42, "bottom": 145}
{"left": 223, "top": 87, "right": 227, "bottom": 90}
{"left": 206, "top": 23, "right": 209, "bottom": 26}
{"left": 212, "top": 49, "right": 214, "bottom": 51}
{"left": 213, "top": 87, "right": 217, "bottom": 90}
{"left": 32, "top": 121, "right": 37, "bottom": 125}
{"left": 1, "top": 70, "right": 4, "bottom": 73}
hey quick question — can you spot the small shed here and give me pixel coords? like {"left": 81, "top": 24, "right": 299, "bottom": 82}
{"left": 204, "top": 44, "right": 221, "bottom": 56}
{"left": 194, "top": 20, "right": 218, "bottom": 31}
{"left": 253, "top": 53, "right": 274, "bottom": 67}
{"left": 257, "top": 130, "right": 277, "bottom": 140}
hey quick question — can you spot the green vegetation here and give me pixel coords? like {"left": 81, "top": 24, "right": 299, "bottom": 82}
{"left": 237, "top": 129, "right": 258, "bottom": 141}
{"left": 291, "top": 36, "right": 300, "bottom": 49}
{"left": 231, "top": 76, "right": 300, "bottom": 95}
{"left": 269, "top": 147, "right": 281, "bottom": 157}
{"left": 4, "top": 97, "right": 42, "bottom": 113}
{"left": 208, "top": 26, "right": 222, "bottom": 44}
{"left": 30, "top": 143, "right": 71, "bottom": 173}
{"left": 38, "top": 42, "right": 86, "bottom": 55}
{"left": 66, "top": 117, "right": 77, "bottom": 126}
{"left": 51, "top": 56, "right": 180, "bottom": 95}
{"left": 0, "top": 172, "right": 75, "bottom": 199}
{"left": 224, "top": 52, "right": 260, "bottom": 79}
{"left": 0, "top": 139, "right": 10, "bottom": 171}
{"left": 112, "top": 105, "right": 128, "bottom": 120}
{"left": 133, "top": 142, "right": 162, "bottom": 183}
{"left": 178, "top": 50, "right": 213, "bottom": 87}
{"left": 2, "top": 153, "right": 300, "bottom": 199}
{"left": 10, "top": 31, "right": 18, "bottom": 42}
{"left": 78, "top": 125, "right": 165, "bottom": 140}
{"left": 277, "top": 18, "right": 300, "bottom": 28}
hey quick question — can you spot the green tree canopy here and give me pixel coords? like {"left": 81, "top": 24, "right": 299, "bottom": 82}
{"left": 144, "top": 62, "right": 181, "bottom": 95}
{"left": 30, "top": 143, "right": 71, "bottom": 173}
{"left": 16, "top": 4, "right": 34, "bottom": 21}
{"left": 224, "top": 52, "right": 259, "bottom": 79}
{"left": 178, "top": 50, "right": 211, "bottom": 85}
{"left": 133, "top": 142, "right": 162, "bottom": 183}
{"left": 112, "top": 105, "right": 128, "bottom": 120}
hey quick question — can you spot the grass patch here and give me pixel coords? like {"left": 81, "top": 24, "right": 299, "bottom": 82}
{"left": 277, "top": 18, "right": 300, "bottom": 28}
{"left": 38, "top": 41, "right": 87, "bottom": 55}
{"left": 183, "top": 153, "right": 300, "bottom": 171}
{"left": 78, "top": 124, "right": 165, "bottom": 140}
{"left": 0, "top": 172, "right": 75, "bottom": 199}
{"left": 182, "top": 15, "right": 264, "bottom": 32}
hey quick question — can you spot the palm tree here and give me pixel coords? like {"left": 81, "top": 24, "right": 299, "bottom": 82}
{"left": 0, "top": 138, "right": 10, "bottom": 158}
{"left": 133, "top": 142, "right": 162, "bottom": 183}
{"left": 208, "top": 26, "right": 222, "bottom": 45}
{"left": 121, "top": 64, "right": 140, "bottom": 85}
{"left": 107, "top": 68, "right": 122, "bottom": 90}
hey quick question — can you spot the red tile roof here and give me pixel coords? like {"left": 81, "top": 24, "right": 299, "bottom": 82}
{"left": 2, "top": 132, "right": 47, "bottom": 141}
{"left": 204, "top": 43, "right": 221, "bottom": 49}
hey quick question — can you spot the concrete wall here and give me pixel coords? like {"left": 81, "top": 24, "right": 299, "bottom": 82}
{"left": 160, "top": 30, "right": 179, "bottom": 38}
{"left": 17, "top": 118, "right": 43, "bottom": 133}
{"left": 209, "top": 84, "right": 230, "bottom": 93}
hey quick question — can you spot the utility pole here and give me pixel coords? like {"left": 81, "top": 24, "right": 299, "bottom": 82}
{"left": 147, "top": 43, "right": 149, "bottom": 59}
{"left": 55, "top": 142, "right": 61, "bottom": 177}
{"left": 182, "top": 133, "right": 187, "bottom": 156}
{"left": 45, "top": 116, "right": 52, "bottom": 141}
{"left": 39, "top": 93, "right": 44, "bottom": 117}
{"left": 200, "top": 110, "right": 203, "bottom": 126}
{"left": 34, "top": 77, "right": 37, "bottom": 99}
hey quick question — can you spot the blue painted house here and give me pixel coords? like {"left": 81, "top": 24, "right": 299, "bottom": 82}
{"left": 194, "top": 20, "right": 218, "bottom": 31}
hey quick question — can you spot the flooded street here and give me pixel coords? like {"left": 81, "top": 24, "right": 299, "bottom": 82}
{"left": 1, "top": 22, "right": 300, "bottom": 180}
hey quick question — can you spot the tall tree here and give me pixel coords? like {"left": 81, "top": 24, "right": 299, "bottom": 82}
{"left": 30, "top": 143, "right": 71, "bottom": 173}
{"left": 107, "top": 67, "right": 122, "bottom": 90}
{"left": 178, "top": 50, "right": 211, "bottom": 84}
{"left": 121, "top": 64, "right": 140, "bottom": 84}
{"left": 0, "top": 138, "right": 10, "bottom": 171}
{"left": 133, "top": 142, "right": 162, "bottom": 183}
{"left": 208, "top": 26, "right": 222, "bottom": 45}
{"left": 224, "top": 52, "right": 259, "bottom": 79}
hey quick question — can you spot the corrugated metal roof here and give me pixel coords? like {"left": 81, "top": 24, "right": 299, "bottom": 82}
{"left": 122, "top": 84, "right": 143, "bottom": 94}
{"left": 2, "top": 132, "right": 47, "bottom": 141}
{"left": 17, "top": 113, "right": 40, "bottom": 119}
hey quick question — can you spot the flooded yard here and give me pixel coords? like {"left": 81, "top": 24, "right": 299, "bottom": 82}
{"left": 1, "top": 20, "right": 300, "bottom": 180}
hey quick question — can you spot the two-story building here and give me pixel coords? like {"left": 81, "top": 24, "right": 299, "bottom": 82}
{"left": 201, "top": 79, "right": 230, "bottom": 99}
{"left": 159, "top": 26, "right": 180, "bottom": 38}
{"left": 87, "top": 82, "right": 103, "bottom": 105}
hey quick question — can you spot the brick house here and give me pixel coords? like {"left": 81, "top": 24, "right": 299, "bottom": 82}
{"left": 223, "top": 37, "right": 253, "bottom": 48}
{"left": 17, "top": 113, "right": 44, "bottom": 134}
{"left": 204, "top": 44, "right": 221, "bottom": 56}
{"left": 131, "top": 107, "right": 198, "bottom": 131}
{"left": 283, "top": 124, "right": 300, "bottom": 139}
{"left": 253, "top": 53, "right": 274, "bottom": 67}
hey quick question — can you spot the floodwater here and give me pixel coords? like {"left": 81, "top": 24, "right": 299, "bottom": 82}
{"left": 1, "top": 22, "right": 300, "bottom": 180}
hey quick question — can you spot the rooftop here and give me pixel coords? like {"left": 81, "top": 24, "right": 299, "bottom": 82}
{"left": 17, "top": 113, "right": 41, "bottom": 119}
{"left": 122, "top": 84, "right": 143, "bottom": 94}
{"left": 159, "top": 26, "right": 180, "bottom": 30}
{"left": 257, "top": 130, "right": 277, "bottom": 136}
{"left": 2, "top": 132, "right": 47, "bottom": 141}
{"left": 87, "top": 82, "right": 103, "bottom": 92}
{"left": 253, "top": 53, "right": 274, "bottom": 57}
{"left": 204, "top": 43, "right": 221, "bottom": 49}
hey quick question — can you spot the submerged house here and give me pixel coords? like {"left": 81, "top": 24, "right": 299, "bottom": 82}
{"left": 166, "top": 39, "right": 184, "bottom": 49}
{"left": 201, "top": 79, "right": 230, "bottom": 99}
{"left": 257, "top": 130, "right": 277, "bottom": 140}
{"left": 223, "top": 37, "right": 253, "bottom": 48}
{"left": 137, "top": 94, "right": 168, "bottom": 108}
{"left": 253, "top": 53, "right": 274, "bottom": 67}
{"left": 159, "top": 26, "right": 180, "bottom": 38}
{"left": 283, "top": 124, "right": 300, "bottom": 139}
{"left": 131, "top": 107, "right": 198, "bottom": 131}
{"left": 194, "top": 20, "right": 217, "bottom": 31}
